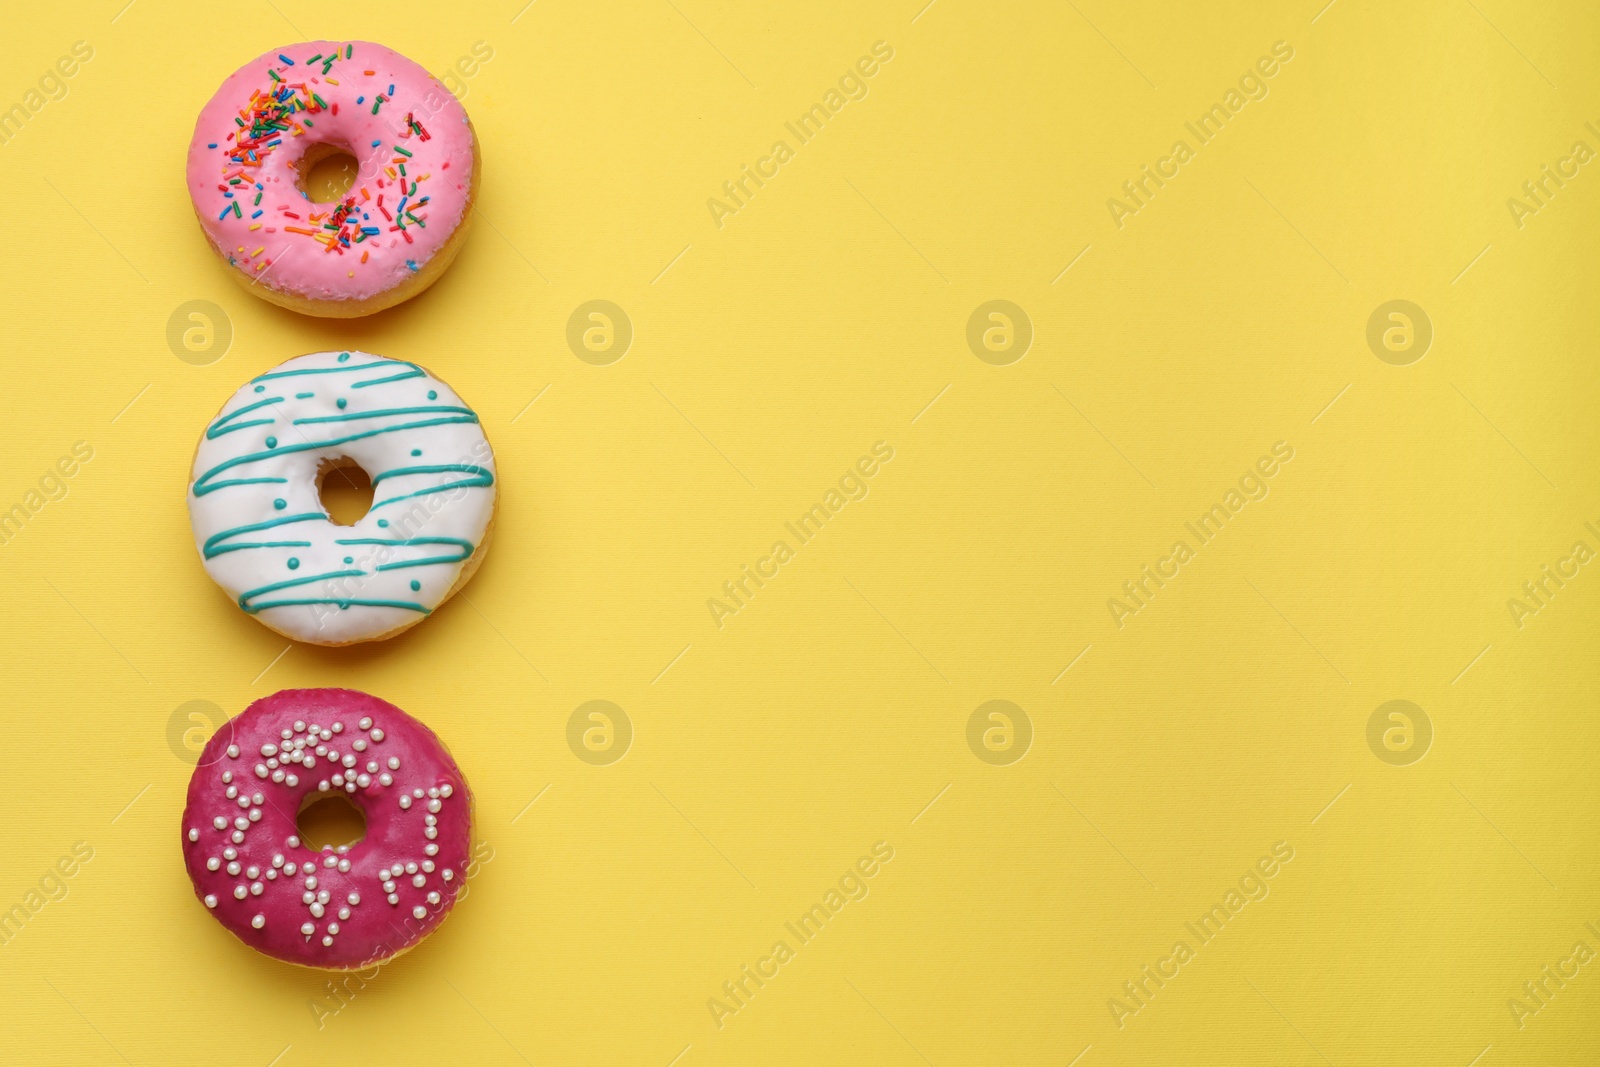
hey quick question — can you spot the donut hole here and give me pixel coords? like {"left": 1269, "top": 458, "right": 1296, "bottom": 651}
{"left": 297, "top": 793, "right": 367, "bottom": 851}
{"left": 297, "top": 142, "right": 360, "bottom": 204}
{"left": 317, "top": 458, "right": 375, "bottom": 526}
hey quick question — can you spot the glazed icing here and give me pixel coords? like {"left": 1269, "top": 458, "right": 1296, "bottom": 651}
{"left": 185, "top": 41, "right": 474, "bottom": 304}
{"left": 188, "top": 351, "right": 496, "bottom": 644}
{"left": 181, "top": 689, "right": 472, "bottom": 969}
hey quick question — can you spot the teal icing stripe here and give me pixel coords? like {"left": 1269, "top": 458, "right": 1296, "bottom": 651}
{"left": 193, "top": 416, "right": 480, "bottom": 496}
{"left": 203, "top": 512, "right": 327, "bottom": 559}
{"left": 352, "top": 369, "right": 426, "bottom": 388}
{"left": 208, "top": 418, "right": 275, "bottom": 438}
{"left": 368, "top": 464, "right": 494, "bottom": 510}
{"left": 208, "top": 395, "right": 283, "bottom": 435}
{"left": 293, "top": 406, "right": 475, "bottom": 426}
{"left": 243, "top": 597, "right": 431, "bottom": 615}
{"left": 238, "top": 567, "right": 365, "bottom": 612}
{"left": 251, "top": 360, "right": 418, "bottom": 384}
{"left": 195, "top": 476, "right": 289, "bottom": 495}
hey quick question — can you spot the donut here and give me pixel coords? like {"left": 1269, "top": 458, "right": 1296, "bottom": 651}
{"left": 180, "top": 689, "right": 474, "bottom": 969}
{"left": 188, "top": 350, "right": 497, "bottom": 646}
{"left": 186, "top": 41, "right": 479, "bottom": 317}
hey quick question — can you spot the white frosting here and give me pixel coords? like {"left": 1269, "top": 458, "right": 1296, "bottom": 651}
{"left": 189, "top": 351, "right": 495, "bottom": 644}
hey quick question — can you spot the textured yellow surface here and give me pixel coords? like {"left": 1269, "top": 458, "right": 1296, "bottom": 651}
{"left": 1, "top": 1, "right": 1598, "bottom": 1064}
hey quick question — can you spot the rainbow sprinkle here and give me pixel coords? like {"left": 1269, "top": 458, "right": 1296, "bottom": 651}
{"left": 206, "top": 45, "right": 437, "bottom": 271}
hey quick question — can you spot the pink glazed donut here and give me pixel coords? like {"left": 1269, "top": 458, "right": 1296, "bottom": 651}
{"left": 181, "top": 689, "right": 473, "bottom": 969}
{"left": 186, "top": 41, "right": 479, "bottom": 317}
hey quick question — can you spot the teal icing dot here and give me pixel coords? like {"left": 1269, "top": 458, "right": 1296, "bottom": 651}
{"left": 336, "top": 397, "right": 347, "bottom": 409}
{"left": 410, "top": 579, "right": 421, "bottom": 591}
{"left": 337, "top": 352, "right": 351, "bottom": 362}
{"left": 427, "top": 390, "right": 437, "bottom": 400}
{"left": 343, "top": 556, "right": 353, "bottom": 564}
{"left": 265, "top": 436, "right": 278, "bottom": 448}
{"left": 273, "top": 498, "right": 286, "bottom": 510}
{"left": 411, "top": 448, "right": 421, "bottom": 457}
{"left": 254, "top": 384, "right": 266, "bottom": 393}
{"left": 377, "top": 519, "right": 389, "bottom": 528}
{"left": 287, "top": 558, "right": 300, "bottom": 570}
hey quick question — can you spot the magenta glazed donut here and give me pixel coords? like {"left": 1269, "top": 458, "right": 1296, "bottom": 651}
{"left": 181, "top": 689, "right": 473, "bottom": 969}
{"left": 185, "top": 41, "right": 479, "bottom": 317}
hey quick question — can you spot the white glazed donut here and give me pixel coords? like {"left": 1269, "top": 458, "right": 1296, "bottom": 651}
{"left": 189, "top": 351, "right": 496, "bottom": 645}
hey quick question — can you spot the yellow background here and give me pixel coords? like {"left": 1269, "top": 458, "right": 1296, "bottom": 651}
{"left": 2, "top": 1, "right": 1598, "bottom": 1064}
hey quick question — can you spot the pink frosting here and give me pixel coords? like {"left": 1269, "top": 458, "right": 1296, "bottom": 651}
{"left": 180, "top": 689, "right": 473, "bottom": 969}
{"left": 185, "top": 42, "right": 474, "bottom": 305}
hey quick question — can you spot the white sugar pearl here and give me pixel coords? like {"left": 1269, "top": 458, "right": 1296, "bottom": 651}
{"left": 303, "top": 892, "right": 315, "bottom": 904}
{"left": 338, "top": 907, "right": 351, "bottom": 920}
{"left": 442, "top": 869, "right": 453, "bottom": 881}
{"left": 227, "top": 862, "right": 241, "bottom": 876}
{"left": 332, "top": 722, "right": 343, "bottom": 734}
{"left": 388, "top": 757, "right": 400, "bottom": 770}
{"left": 317, "top": 890, "right": 330, "bottom": 905}
{"left": 305, "top": 875, "right": 318, "bottom": 889}
{"left": 249, "top": 809, "right": 262, "bottom": 822}
{"left": 425, "top": 815, "right": 436, "bottom": 827}
{"left": 246, "top": 865, "right": 260, "bottom": 879}
{"left": 328, "top": 922, "right": 340, "bottom": 934}
{"left": 383, "top": 880, "right": 397, "bottom": 893}
{"left": 187, "top": 829, "right": 200, "bottom": 842}
{"left": 261, "top": 743, "right": 278, "bottom": 757}
{"left": 252, "top": 914, "right": 265, "bottom": 929}
{"left": 357, "top": 774, "right": 371, "bottom": 788}
{"left": 231, "top": 831, "right": 245, "bottom": 843}
{"left": 205, "top": 895, "right": 218, "bottom": 908}
{"left": 226, "top": 785, "right": 238, "bottom": 799}
{"left": 233, "top": 885, "right": 248, "bottom": 899}
{"left": 251, "top": 882, "right": 264, "bottom": 896}
{"left": 412, "top": 788, "right": 424, "bottom": 798}
{"left": 226, "top": 745, "right": 240, "bottom": 759}
{"left": 421, "top": 860, "right": 435, "bottom": 873}
{"left": 224, "top": 847, "right": 238, "bottom": 860}
{"left": 266, "top": 759, "right": 278, "bottom": 769}
{"left": 255, "top": 764, "right": 268, "bottom": 778}
{"left": 440, "top": 784, "right": 453, "bottom": 798}
{"left": 322, "top": 935, "right": 333, "bottom": 946}
{"left": 358, "top": 717, "right": 372, "bottom": 730}
{"left": 331, "top": 774, "right": 344, "bottom": 787}
{"left": 371, "top": 729, "right": 384, "bottom": 742}
{"left": 345, "top": 781, "right": 357, "bottom": 793}
{"left": 319, "top": 780, "right": 331, "bottom": 792}
{"left": 379, "top": 773, "right": 393, "bottom": 787}
{"left": 412, "top": 874, "right": 426, "bottom": 888}
{"left": 424, "top": 843, "right": 438, "bottom": 856}
{"left": 347, "top": 893, "right": 361, "bottom": 905}
{"left": 287, "top": 835, "right": 300, "bottom": 847}
{"left": 338, "top": 859, "right": 351, "bottom": 873}
{"left": 206, "top": 858, "right": 221, "bottom": 871}
{"left": 342, "top": 754, "right": 356, "bottom": 768}
{"left": 405, "top": 862, "right": 418, "bottom": 874}
{"left": 399, "top": 796, "right": 411, "bottom": 810}
{"left": 310, "top": 903, "right": 324, "bottom": 918}
{"left": 266, "top": 869, "right": 277, "bottom": 881}
{"left": 323, "top": 855, "right": 337, "bottom": 868}
{"left": 283, "top": 862, "right": 298, "bottom": 876}
{"left": 424, "top": 827, "right": 437, "bottom": 840}
{"left": 271, "top": 770, "right": 285, "bottom": 783}
{"left": 428, "top": 799, "right": 441, "bottom": 813}
{"left": 426, "top": 891, "right": 440, "bottom": 905}
{"left": 234, "top": 817, "right": 248, "bottom": 831}
{"left": 286, "top": 775, "right": 299, "bottom": 788}
{"left": 387, "top": 893, "right": 399, "bottom": 905}
{"left": 294, "top": 720, "right": 305, "bottom": 732}
{"left": 428, "top": 788, "right": 439, "bottom": 800}
{"left": 213, "top": 817, "right": 228, "bottom": 830}
{"left": 353, "top": 739, "right": 367, "bottom": 752}
{"left": 412, "top": 905, "right": 426, "bottom": 919}
{"left": 302, "top": 922, "right": 315, "bottom": 936}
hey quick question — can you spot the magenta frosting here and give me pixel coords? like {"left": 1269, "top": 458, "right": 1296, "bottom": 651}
{"left": 180, "top": 689, "right": 473, "bottom": 969}
{"left": 185, "top": 41, "right": 475, "bottom": 305}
